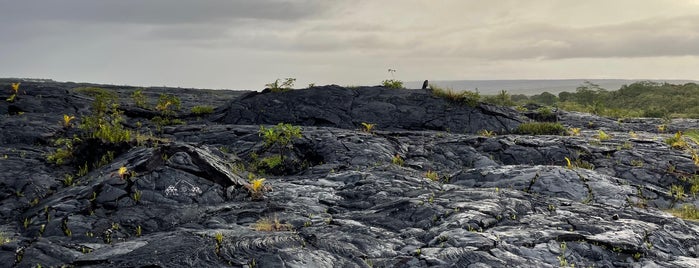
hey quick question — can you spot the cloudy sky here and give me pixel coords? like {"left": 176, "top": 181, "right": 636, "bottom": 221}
{"left": 2, "top": 0, "right": 699, "bottom": 89}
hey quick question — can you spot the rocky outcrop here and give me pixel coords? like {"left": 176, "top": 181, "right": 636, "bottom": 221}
{"left": 214, "top": 85, "right": 524, "bottom": 133}
{"left": 0, "top": 80, "right": 698, "bottom": 267}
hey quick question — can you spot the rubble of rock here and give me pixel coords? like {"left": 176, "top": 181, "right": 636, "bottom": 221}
{"left": 0, "top": 80, "right": 697, "bottom": 267}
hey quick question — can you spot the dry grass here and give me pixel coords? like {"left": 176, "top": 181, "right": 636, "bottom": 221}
{"left": 252, "top": 216, "right": 292, "bottom": 232}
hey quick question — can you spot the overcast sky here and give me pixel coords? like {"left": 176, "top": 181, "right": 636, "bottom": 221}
{"left": 2, "top": 0, "right": 699, "bottom": 89}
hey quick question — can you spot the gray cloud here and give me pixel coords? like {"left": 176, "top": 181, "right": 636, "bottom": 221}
{"left": 0, "top": 0, "right": 333, "bottom": 24}
{"left": 2, "top": 0, "right": 699, "bottom": 89}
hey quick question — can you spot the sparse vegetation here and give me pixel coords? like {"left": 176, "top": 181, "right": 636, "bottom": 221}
{"left": 430, "top": 85, "right": 480, "bottom": 107}
{"left": 46, "top": 137, "right": 80, "bottom": 165}
{"left": 258, "top": 123, "right": 302, "bottom": 167}
{"left": 514, "top": 122, "right": 566, "bottom": 135}
{"left": 381, "top": 79, "right": 404, "bottom": 89}
{"left": 669, "top": 204, "right": 699, "bottom": 221}
{"left": 79, "top": 91, "right": 132, "bottom": 143}
{"left": 265, "top": 78, "right": 296, "bottom": 92}
{"left": 253, "top": 216, "right": 292, "bottom": 231}
{"left": 191, "top": 105, "right": 214, "bottom": 115}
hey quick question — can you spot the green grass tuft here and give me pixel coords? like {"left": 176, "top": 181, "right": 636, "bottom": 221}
{"left": 514, "top": 122, "right": 566, "bottom": 135}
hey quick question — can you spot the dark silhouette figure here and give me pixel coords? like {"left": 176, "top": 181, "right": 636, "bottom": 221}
{"left": 422, "top": 80, "right": 429, "bottom": 90}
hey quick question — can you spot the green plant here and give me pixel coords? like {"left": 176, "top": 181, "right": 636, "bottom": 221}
{"left": 78, "top": 163, "right": 89, "bottom": 177}
{"left": 690, "top": 175, "right": 699, "bottom": 198}
{"left": 136, "top": 225, "right": 142, "bottom": 237}
{"left": 132, "top": 190, "right": 142, "bottom": 202}
{"left": 6, "top": 82, "right": 20, "bottom": 102}
{"left": 266, "top": 78, "right": 296, "bottom": 92}
{"left": 0, "top": 231, "right": 10, "bottom": 245}
{"left": 63, "top": 174, "right": 74, "bottom": 186}
{"left": 360, "top": 122, "right": 376, "bottom": 133}
{"left": 247, "top": 178, "right": 268, "bottom": 199}
{"left": 392, "top": 154, "right": 404, "bottom": 166}
{"left": 596, "top": 130, "right": 611, "bottom": 141}
{"left": 131, "top": 89, "right": 148, "bottom": 108}
{"left": 514, "top": 122, "right": 566, "bottom": 135}
{"left": 260, "top": 155, "right": 283, "bottom": 169}
{"left": 156, "top": 94, "right": 180, "bottom": 114}
{"left": 214, "top": 232, "right": 223, "bottom": 245}
{"left": 657, "top": 124, "right": 667, "bottom": 133}
{"left": 79, "top": 92, "right": 132, "bottom": 143}
{"left": 191, "top": 105, "right": 214, "bottom": 115}
{"left": 62, "top": 115, "right": 75, "bottom": 128}
{"left": 381, "top": 79, "right": 404, "bottom": 89}
{"left": 46, "top": 137, "right": 80, "bottom": 165}
{"left": 630, "top": 159, "right": 644, "bottom": 167}
{"left": 564, "top": 157, "right": 595, "bottom": 169}
{"left": 670, "top": 184, "right": 685, "bottom": 202}
{"left": 425, "top": 170, "right": 439, "bottom": 182}
{"left": 568, "top": 127, "right": 581, "bottom": 136}
{"left": 258, "top": 123, "right": 302, "bottom": 166}
{"left": 665, "top": 131, "right": 688, "bottom": 150}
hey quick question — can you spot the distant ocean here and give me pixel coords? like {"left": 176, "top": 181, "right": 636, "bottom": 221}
{"left": 404, "top": 79, "right": 699, "bottom": 95}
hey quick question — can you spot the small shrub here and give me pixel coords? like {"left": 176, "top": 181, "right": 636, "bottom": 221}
{"left": 259, "top": 123, "right": 302, "bottom": 152}
{"left": 47, "top": 137, "right": 80, "bottom": 165}
{"left": 381, "top": 79, "right": 404, "bottom": 89}
{"left": 514, "top": 122, "right": 566, "bottom": 135}
{"left": 191, "top": 105, "right": 214, "bottom": 115}
{"left": 266, "top": 78, "right": 296, "bottom": 92}
{"left": 131, "top": 89, "right": 148, "bottom": 108}
{"left": 79, "top": 92, "right": 132, "bottom": 143}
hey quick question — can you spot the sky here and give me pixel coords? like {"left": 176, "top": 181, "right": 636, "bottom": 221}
{"left": 2, "top": 0, "right": 699, "bottom": 90}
